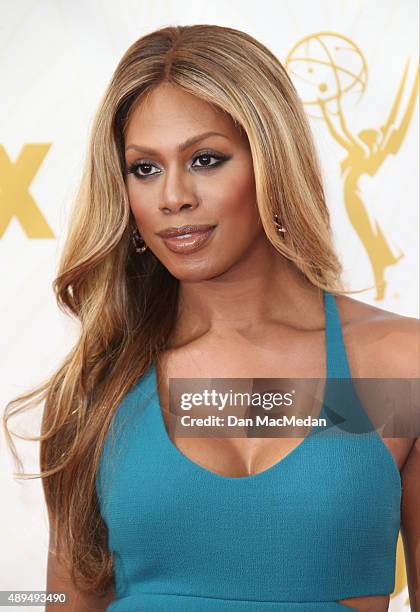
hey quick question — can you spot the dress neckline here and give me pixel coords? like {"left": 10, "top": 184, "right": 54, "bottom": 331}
{"left": 143, "top": 290, "right": 351, "bottom": 482}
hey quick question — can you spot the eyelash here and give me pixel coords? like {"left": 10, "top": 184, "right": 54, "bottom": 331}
{"left": 125, "top": 151, "right": 228, "bottom": 180}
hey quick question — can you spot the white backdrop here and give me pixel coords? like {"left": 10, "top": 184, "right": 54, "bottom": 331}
{"left": 0, "top": 1, "right": 418, "bottom": 611}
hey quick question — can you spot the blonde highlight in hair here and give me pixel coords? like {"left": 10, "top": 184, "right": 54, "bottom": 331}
{"left": 3, "top": 24, "right": 371, "bottom": 596}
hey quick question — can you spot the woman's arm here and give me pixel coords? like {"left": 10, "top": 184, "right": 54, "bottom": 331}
{"left": 401, "top": 435, "right": 420, "bottom": 611}
{"left": 41, "top": 449, "right": 115, "bottom": 610}
{"left": 40, "top": 394, "right": 115, "bottom": 610}
{"left": 400, "top": 319, "right": 420, "bottom": 610}
{"left": 45, "top": 527, "right": 115, "bottom": 611}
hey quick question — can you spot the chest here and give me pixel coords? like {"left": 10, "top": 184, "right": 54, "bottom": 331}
{"left": 156, "top": 342, "right": 329, "bottom": 478}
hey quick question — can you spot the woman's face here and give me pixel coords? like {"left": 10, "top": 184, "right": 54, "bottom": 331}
{"left": 124, "top": 82, "right": 264, "bottom": 281}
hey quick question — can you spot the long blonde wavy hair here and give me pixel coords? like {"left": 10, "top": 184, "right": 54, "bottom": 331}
{"left": 3, "top": 23, "right": 369, "bottom": 596}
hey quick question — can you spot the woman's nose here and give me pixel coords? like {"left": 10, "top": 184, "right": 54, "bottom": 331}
{"left": 159, "top": 169, "right": 198, "bottom": 214}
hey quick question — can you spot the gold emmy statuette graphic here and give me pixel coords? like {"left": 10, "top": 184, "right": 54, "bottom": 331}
{"left": 0, "top": 143, "right": 54, "bottom": 238}
{"left": 285, "top": 33, "right": 419, "bottom": 301}
{"left": 393, "top": 532, "right": 411, "bottom": 608}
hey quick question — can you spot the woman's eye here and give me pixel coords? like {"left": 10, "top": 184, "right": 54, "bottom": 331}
{"left": 191, "top": 153, "right": 225, "bottom": 168}
{"left": 128, "top": 162, "right": 160, "bottom": 179}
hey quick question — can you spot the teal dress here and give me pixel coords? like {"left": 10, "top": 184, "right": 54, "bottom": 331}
{"left": 96, "top": 290, "right": 402, "bottom": 611}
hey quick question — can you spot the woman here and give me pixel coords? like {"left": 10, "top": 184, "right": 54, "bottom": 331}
{"left": 3, "top": 24, "right": 418, "bottom": 612}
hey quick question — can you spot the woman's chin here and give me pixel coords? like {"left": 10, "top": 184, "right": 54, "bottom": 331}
{"left": 165, "top": 259, "right": 228, "bottom": 282}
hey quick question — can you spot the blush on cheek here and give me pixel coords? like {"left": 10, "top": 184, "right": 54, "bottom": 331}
{"left": 206, "top": 172, "right": 255, "bottom": 213}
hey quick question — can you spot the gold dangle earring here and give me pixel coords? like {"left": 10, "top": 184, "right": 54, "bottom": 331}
{"left": 131, "top": 225, "right": 148, "bottom": 254}
{"left": 273, "top": 214, "right": 286, "bottom": 234}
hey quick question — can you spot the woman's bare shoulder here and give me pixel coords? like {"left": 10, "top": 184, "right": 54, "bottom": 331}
{"left": 335, "top": 293, "right": 414, "bottom": 324}
{"left": 335, "top": 294, "right": 419, "bottom": 378}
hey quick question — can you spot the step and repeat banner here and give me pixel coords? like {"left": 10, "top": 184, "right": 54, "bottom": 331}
{"left": 1, "top": 1, "right": 418, "bottom": 611}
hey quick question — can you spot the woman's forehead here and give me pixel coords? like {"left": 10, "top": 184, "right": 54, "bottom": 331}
{"left": 124, "top": 86, "right": 244, "bottom": 151}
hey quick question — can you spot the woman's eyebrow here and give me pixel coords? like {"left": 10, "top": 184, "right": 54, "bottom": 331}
{"left": 125, "top": 131, "right": 230, "bottom": 155}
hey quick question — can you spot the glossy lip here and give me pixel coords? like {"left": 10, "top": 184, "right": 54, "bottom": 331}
{"left": 156, "top": 224, "right": 216, "bottom": 238}
{"left": 160, "top": 226, "right": 216, "bottom": 254}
